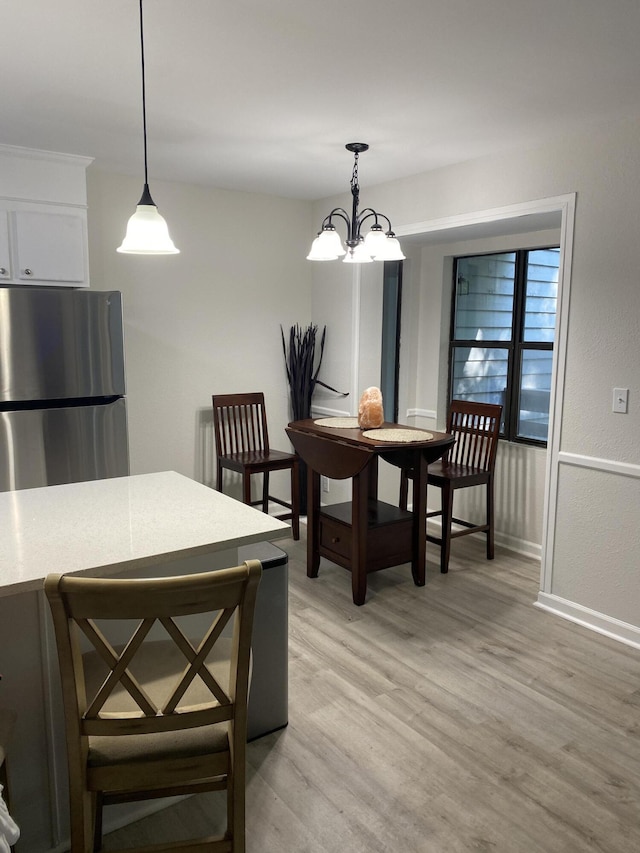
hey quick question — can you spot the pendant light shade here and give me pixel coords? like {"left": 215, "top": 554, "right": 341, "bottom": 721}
{"left": 118, "top": 185, "right": 179, "bottom": 255}
{"left": 117, "top": 0, "right": 179, "bottom": 255}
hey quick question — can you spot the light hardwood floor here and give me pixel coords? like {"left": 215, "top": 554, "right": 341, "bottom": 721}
{"left": 104, "top": 528, "right": 640, "bottom": 853}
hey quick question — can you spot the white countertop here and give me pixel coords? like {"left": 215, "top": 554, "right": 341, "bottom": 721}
{"left": 0, "top": 471, "right": 290, "bottom": 596}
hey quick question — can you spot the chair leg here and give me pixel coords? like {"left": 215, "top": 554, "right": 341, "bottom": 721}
{"left": 69, "top": 785, "right": 97, "bottom": 853}
{"left": 242, "top": 471, "right": 252, "bottom": 506}
{"left": 486, "top": 478, "right": 495, "bottom": 560}
{"left": 93, "top": 792, "right": 104, "bottom": 853}
{"left": 439, "top": 482, "right": 454, "bottom": 574}
{"left": 216, "top": 462, "right": 223, "bottom": 493}
{"left": 290, "top": 460, "right": 300, "bottom": 541}
{"left": 262, "top": 472, "right": 270, "bottom": 513}
{"left": 399, "top": 469, "right": 409, "bottom": 511}
{"left": 228, "top": 756, "right": 246, "bottom": 853}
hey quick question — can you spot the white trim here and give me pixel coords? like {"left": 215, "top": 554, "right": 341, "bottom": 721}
{"left": 558, "top": 451, "right": 640, "bottom": 479}
{"left": 0, "top": 142, "right": 94, "bottom": 167}
{"left": 395, "top": 195, "right": 575, "bottom": 239}
{"left": 535, "top": 593, "right": 640, "bottom": 651}
{"left": 405, "top": 407, "right": 437, "bottom": 421}
{"left": 540, "top": 194, "right": 576, "bottom": 595}
{"left": 350, "top": 267, "right": 361, "bottom": 416}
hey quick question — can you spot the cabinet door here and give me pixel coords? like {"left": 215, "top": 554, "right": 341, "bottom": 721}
{"left": 0, "top": 210, "right": 10, "bottom": 280}
{"left": 14, "top": 210, "right": 86, "bottom": 284}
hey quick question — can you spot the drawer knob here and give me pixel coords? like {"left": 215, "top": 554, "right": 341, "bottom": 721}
{"left": 0, "top": 267, "right": 6, "bottom": 275}
{"left": 23, "top": 268, "right": 33, "bottom": 276}
{"left": 331, "top": 536, "right": 340, "bottom": 544}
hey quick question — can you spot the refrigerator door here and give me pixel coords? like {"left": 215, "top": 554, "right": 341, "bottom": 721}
{"left": 0, "top": 287, "right": 125, "bottom": 403}
{"left": 0, "top": 398, "right": 129, "bottom": 491}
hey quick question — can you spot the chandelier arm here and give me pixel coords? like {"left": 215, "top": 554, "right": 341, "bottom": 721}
{"left": 357, "top": 209, "right": 394, "bottom": 233}
{"left": 323, "top": 208, "right": 351, "bottom": 232}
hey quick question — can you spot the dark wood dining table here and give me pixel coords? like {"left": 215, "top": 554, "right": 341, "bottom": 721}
{"left": 286, "top": 419, "right": 454, "bottom": 605}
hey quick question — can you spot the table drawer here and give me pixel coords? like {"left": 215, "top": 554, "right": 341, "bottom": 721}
{"left": 319, "top": 514, "right": 352, "bottom": 566}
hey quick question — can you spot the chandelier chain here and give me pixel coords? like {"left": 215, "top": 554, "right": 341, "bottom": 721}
{"left": 350, "top": 152, "right": 360, "bottom": 197}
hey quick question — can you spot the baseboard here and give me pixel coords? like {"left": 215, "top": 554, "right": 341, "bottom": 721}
{"left": 535, "top": 592, "right": 640, "bottom": 650}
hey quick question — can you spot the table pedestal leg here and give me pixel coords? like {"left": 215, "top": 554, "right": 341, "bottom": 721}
{"left": 411, "top": 452, "right": 428, "bottom": 586}
{"left": 307, "top": 468, "right": 321, "bottom": 578}
{"left": 351, "top": 467, "right": 369, "bottom": 605}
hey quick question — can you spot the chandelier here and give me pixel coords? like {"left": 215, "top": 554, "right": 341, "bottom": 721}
{"left": 118, "top": 0, "right": 179, "bottom": 255}
{"left": 307, "top": 143, "right": 405, "bottom": 264}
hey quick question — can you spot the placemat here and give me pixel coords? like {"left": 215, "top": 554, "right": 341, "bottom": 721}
{"left": 361, "top": 428, "right": 434, "bottom": 443}
{"left": 314, "top": 417, "right": 360, "bottom": 429}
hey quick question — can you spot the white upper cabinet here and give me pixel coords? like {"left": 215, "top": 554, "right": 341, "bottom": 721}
{"left": 0, "top": 144, "right": 93, "bottom": 288}
{"left": 13, "top": 208, "right": 87, "bottom": 283}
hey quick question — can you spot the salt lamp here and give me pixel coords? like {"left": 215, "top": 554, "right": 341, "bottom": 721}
{"left": 358, "top": 386, "right": 384, "bottom": 429}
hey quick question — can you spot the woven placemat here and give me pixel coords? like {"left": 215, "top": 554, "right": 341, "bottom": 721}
{"left": 314, "top": 417, "right": 360, "bottom": 429}
{"left": 362, "top": 428, "right": 434, "bottom": 443}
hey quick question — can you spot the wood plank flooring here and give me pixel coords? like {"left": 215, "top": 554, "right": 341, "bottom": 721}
{"left": 104, "top": 529, "right": 640, "bottom": 853}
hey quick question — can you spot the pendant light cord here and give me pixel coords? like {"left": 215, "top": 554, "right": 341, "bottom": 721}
{"left": 139, "top": 0, "right": 149, "bottom": 187}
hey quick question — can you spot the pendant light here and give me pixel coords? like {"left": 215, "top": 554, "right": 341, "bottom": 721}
{"left": 117, "top": 0, "right": 179, "bottom": 254}
{"left": 307, "top": 143, "right": 404, "bottom": 264}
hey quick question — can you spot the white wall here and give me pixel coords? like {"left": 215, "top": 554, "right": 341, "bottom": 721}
{"left": 311, "top": 114, "right": 640, "bottom": 645}
{"left": 87, "top": 169, "right": 312, "bottom": 497}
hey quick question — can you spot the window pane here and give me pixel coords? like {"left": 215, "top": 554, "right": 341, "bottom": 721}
{"left": 454, "top": 254, "right": 515, "bottom": 342}
{"left": 451, "top": 345, "right": 508, "bottom": 408}
{"left": 524, "top": 248, "right": 559, "bottom": 343}
{"left": 518, "top": 349, "right": 553, "bottom": 441}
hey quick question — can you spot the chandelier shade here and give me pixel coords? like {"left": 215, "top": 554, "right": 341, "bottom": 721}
{"left": 307, "top": 143, "right": 405, "bottom": 264}
{"left": 117, "top": 0, "right": 179, "bottom": 255}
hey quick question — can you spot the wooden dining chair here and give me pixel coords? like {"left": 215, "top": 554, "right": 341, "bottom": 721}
{"left": 212, "top": 392, "right": 300, "bottom": 540}
{"left": 44, "top": 560, "right": 262, "bottom": 853}
{"left": 400, "top": 400, "right": 502, "bottom": 574}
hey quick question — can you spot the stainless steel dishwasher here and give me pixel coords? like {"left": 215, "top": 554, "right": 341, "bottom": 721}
{"left": 238, "top": 541, "right": 289, "bottom": 740}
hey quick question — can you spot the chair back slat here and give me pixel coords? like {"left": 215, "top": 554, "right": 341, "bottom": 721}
{"left": 212, "top": 393, "right": 270, "bottom": 456}
{"left": 447, "top": 400, "right": 502, "bottom": 473}
{"left": 45, "top": 562, "right": 262, "bottom": 739}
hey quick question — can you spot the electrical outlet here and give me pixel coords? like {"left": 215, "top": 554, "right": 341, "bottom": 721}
{"left": 613, "top": 387, "right": 629, "bottom": 414}
{"left": 321, "top": 476, "right": 330, "bottom": 493}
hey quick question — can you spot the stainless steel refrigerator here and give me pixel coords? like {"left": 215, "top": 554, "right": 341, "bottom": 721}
{"left": 0, "top": 287, "right": 129, "bottom": 492}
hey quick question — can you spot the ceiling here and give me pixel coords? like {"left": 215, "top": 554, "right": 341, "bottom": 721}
{"left": 2, "top": 0, "right": 640, "bottom": 201}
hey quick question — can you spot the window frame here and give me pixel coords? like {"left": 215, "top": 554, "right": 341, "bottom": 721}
{"left": 449, "top": 246, "right": 559, "bottom": 447}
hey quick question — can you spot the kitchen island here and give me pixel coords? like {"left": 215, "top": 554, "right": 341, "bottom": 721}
{"left": 0, "top": 471, "right": 289, "bottom": 852}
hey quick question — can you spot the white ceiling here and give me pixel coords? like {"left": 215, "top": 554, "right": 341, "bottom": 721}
{"left": 2, "top": 0, "right": 640, "bottom": 201}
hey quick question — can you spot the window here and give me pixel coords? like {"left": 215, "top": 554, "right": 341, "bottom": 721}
{"left": 450, "top": 247, "right": 559, "bottom": 445}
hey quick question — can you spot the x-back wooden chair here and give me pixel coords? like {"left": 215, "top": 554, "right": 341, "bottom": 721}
{"left": 45, "top": 560, "right": 262, "bottom": 853}
{"left": 212, "top": 392, "right": 300, "bottom": 540}
{"left": 400, "top": 400, "right": 502, "bottom": 573}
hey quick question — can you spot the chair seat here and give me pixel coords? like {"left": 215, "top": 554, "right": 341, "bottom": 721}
{"left": 220, "top": 449, "right": 298, "bottom": 471}
{"left": 427, "top": 460, "right": 492, "bottom": 489}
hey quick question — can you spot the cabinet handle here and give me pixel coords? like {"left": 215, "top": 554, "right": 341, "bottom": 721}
{"left": 331, "top": 536, "right": 341, "bottom": 544}
{"left": 23, "top": 268, "right": 33, "bottom": 276}
{"left": 0, "top": 267, "right": 6, "bottom": 276}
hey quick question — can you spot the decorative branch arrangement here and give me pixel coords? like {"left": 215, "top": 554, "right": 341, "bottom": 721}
{"left": 281, "top": 323, "right": 347, "bottom": 512}
{"left": 281, "top": 323, "right": 348, "bottom": 420}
